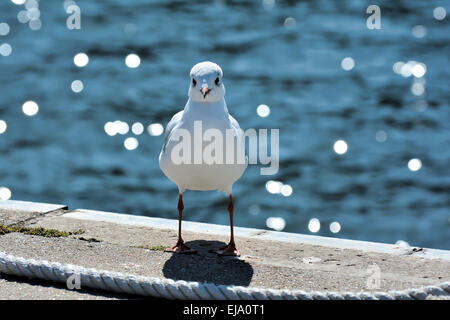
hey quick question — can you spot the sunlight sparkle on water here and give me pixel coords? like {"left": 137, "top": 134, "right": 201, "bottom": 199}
{"left": 115, "top": 121, "right": 129, "bottom": 135}
{"left": 266, "top": 180, "right": 293, "bottom": 197}
{"left": 330, "top": 221, "right": 341, "bottom": 233}
{"left": 148, "top": 123, "right": 164, "bottom": 136}
{"left": 125, "top": 54, "right": 141, "bottom": 68}
{"left": 0, "top": 120, "right": 7, "bottom": 134}
{"left": 408, "top": 158, "right": 422, "bottom": 172}
{"left": 0, "top": 43, "right": 12, "bottom": 56}
{"left": 22, "top": 101, "right": 39, "bottom": 116}
{"left": 341, "top": 57, "right": 355, "bottom": 71}
{"left": 29, "top": 18, "right": 42, "bottom": 31}
{"left": 412, "top": 63, "right": 426, "bottom": 78}
{"left": 74, "top": 53, "right": 89, "bottom": 67}
{"left": 0, "top": 187, "right": 12, "bottom": 200}
{"left": 131, "top": 122, "right": 144, "bottom": 135}
{"left": 266, "top": 217, "right": 286, "bottom": 231}
{"left": 280, "top": 184, "right": 293, "bottom": 197}
{"left": 333, "top": 140, "right": 348, "bottom": 155}
{"left": 411, "top": 82, "right": 425, "bottom": 96}
{"left": 284, "top": 17, "right": 296, "bottom": 29}
{"left": 308, "top": 218, "right": 320, "bottom": 233}
{"left": 265, "top": 180, "right": 283, "bottom": 194}
{"left": 71, "top": 80, "right": 84, "bottom": 93}
{"left": 104, "top": 122, "right": 117, "bottom": 136}
{"left": 433, "top": 7, "right": 446, "bottom": 20}
{"left": 375, "top": 130, "right": 387, "bottom": 143}
{"left": 17, "top": 11, "right": 29, "bottom": 23}
{"left": 124, "top": 137, "right": 139, "bottom": 150}
{"left": 256, "top": 104, "right": 270, "bottom": 118}
{"left": 412, "top": 25, "right": 426, "bottom": 38}
{"left": 0, "top": 23, "right": 10, "bottom": 36}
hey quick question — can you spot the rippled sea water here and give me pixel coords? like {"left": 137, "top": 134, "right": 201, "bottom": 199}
{"left": 0, "top": 0, "right": 449, "bottom": 249}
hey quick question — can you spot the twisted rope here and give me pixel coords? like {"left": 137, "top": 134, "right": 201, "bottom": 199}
{"left": 0, "top": 251, "right": 448, "bottom": 300}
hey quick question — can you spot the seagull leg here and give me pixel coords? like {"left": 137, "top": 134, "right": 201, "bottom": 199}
{"left": 213, "top": 194, "right": 240, "bottom": 256}
{"left": 165, "top": 193, "right": 196, "bottom": 254}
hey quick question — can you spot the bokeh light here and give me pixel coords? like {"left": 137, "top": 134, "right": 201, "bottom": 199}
{"left": 375, "top": 130, "right": 387, "bottom": 143}
{"left": 408, "top": 158, "right": 422, "bottom": 172}
{"left": 411, "top": 82, "right": 425, "bottom": 96}
{"left": 0, "top": 187, "right": 12, "bottom": 200}
{"left": 308, "top": 218, "right": 321, "bottom": 233}
{"left": 131, "top": 122, "right": 144, "bottom": 135}
{"left": 433, "top": 7, "right": 446, "bottom": 20}
{"left": 104, "top": 122, "right": 117, "bottom": 136}
{"left": 0, "top": 120, "right": 7, "bottom": 134}
{"left": 341, "top": 57, "right": 355, "bottom": 71}
{"left": 0, "top": 23, "right": 10, "bottom": 36}
{"left": 411, "top": 25, "right": 426, "bottom": 38}
{"left": 115, "top": 120, "right": 129, "bottom": 135}
{"left": 0, "top": 43, "right": 12, "bottom": 56}
{"left": 329, "top": 221, "right": 341, "bottom": 233}
{"left": 125, "top": 54, "right": 140, "bottom": 68}
{"left": 74, "top": 53, "right": 89, "bottom": 67}
{"left": 17, "top": 10, "right": 29, "bottom": 24}
{"left": 256, "top": 104, "right": 270, "bottom": 118}
{"left": 284, "top": 17, "right": 296, "bottom": 29}
{"left": 262, "top": 0, "right": 275, "bottom": 10}
{"left": 11, "top": 0, "right": 26, "bottom": 4}
{"left": 412, "top": 63, "right": 426, "bottom": 78}
{"left": 71, "top": 80, "right": 84, "bottom": 93}
{"left": 265, "top": 180, "right": 283, "bottom": 194}
{"left": 124, "top": 137, "right": 139, "bottom": 150}
{"left": 22, "top": 101, "right": 39, "bottom": 116}
{"left": 280, "top": 184, "right": 293, "bottom": 197}
{"left": 25, "top": 0, "right": 38, "bottom": 10}
{"left": 333, "top": 140, "right": 348, "bottom": 155}
{"left": 266, "top": 217, "right": 286, "bottom": 231}
{"left": 29, "top": 18, "right": 42, "bottom": 31}
{"left": 249, "top": 204, "right": 260, "bottom": 216}
{"left": 147, "top": 123, "right": 164, "bottom": 136}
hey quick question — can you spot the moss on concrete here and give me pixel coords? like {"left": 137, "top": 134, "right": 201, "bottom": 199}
{"left": 134, "top": 244, "right": 167, "bottom": 251}
{"left": 0, "top": 224, "right": 69, "bottom": 238}
{"left": 69, "top": 229, "right": 86, "bottom": 235}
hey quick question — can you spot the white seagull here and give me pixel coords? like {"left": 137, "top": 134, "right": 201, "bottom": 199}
{"left": 159, "top": 61, "right": 247, "bottom": 256}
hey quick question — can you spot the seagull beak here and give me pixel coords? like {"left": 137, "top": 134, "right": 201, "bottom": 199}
{"left": 201, "top": 85, "right": 211, "bottom": 99}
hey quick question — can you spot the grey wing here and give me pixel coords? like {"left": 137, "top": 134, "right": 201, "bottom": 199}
{"left": 162, "top": 110, "right": 184, "bottom": 152}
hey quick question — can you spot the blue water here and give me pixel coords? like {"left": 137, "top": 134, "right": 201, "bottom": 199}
{"left": 0, "top": 0, "right": 449, "bottom": 249}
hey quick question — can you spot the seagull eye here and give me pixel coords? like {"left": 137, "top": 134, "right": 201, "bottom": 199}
{"left": 215, "top": 77, "right": 220, "bottom": 85}
{"left": 192, "top": 78, "right": 197, "bottom": 86}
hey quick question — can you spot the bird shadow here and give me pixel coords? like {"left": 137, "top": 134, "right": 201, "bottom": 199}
{"left": 162, "top": 240, "right": 253, "bottom": 287}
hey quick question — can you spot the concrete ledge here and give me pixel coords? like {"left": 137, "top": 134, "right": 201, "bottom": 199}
{"left": 68, "top": 208, "right": 449, "bottom": 260}
{"left": 1, "top": 200, "right": 449, "bottom": 299}
{"left": 0, "top": 200, "right": 67, "bottom": 213}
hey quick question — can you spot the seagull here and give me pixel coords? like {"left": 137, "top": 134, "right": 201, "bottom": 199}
{"left": 159, "top": 61, "right": 247, "bottom": 256}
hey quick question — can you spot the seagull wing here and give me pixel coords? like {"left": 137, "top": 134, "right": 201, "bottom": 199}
{"left": 162, "top": 110, "right": 184, "bottom": 152}
{"left": 228, "top": 113, "right": 241, "bottom": 131}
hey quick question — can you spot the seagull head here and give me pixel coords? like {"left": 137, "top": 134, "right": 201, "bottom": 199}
{"left": 188, "top": 61, "right": 225, "bottom": 103}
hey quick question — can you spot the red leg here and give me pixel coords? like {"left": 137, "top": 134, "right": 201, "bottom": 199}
{"left": 165, "top": 193, "right": 196, "bottom": 254}
{"left": 213, "top": 194, "right": 240, "bottom": 256}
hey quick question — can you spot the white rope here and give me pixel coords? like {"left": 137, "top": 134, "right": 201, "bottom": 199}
{"left": 0, "top": 251, "right": 448, "bottom": 300}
